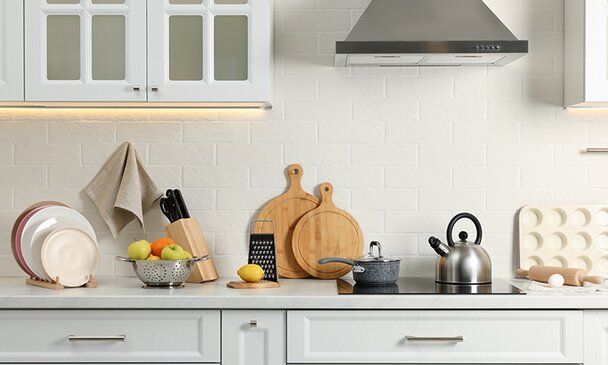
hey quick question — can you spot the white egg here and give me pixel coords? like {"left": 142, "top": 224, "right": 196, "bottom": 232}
{"left": 548, "top": 273, "right": 565, "bottom": 288}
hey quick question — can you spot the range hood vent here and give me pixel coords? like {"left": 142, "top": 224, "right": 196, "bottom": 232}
{"left": 335, "top": 0, "right": 528, "bottom": 67}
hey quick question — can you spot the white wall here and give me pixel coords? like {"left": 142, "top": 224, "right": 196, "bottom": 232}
{"left": 1, "top": 0, "right": 606, "bottom": 279}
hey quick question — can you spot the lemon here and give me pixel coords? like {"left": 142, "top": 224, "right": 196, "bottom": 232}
{"left": 146, "top": 255, "right": 161, "bottom": 260}
{"left": 237, "top": 264, "right": 265, "bottom": 282}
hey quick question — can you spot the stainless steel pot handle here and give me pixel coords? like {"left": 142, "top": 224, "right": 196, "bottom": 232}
{"left": 405, "top": 335, "right": 464, "bottom": 343}
{"left": 115, "top": 256, "right": 134, "bottom": 263}
{"left": 319, "top": 258, "right": 365, "bottom": 273}
{"left": 369, "top": 241, "right": 383, "bottom": 258}
{"left": 68, "top": 335, "right": 126, "bottom": 342}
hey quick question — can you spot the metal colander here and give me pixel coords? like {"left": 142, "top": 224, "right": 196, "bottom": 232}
{"left": 115, "top": 256, "right": 209, "bottom": 288}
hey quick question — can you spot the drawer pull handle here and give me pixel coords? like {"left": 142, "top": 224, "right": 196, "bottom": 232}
{"left": 406, "top": 336, "right": 464, "bottom": 343}
{"left": 68, "top": 335, "right": 126, "bottom": 342}
{"left": 250, "top": 320, "right": 257, "bottom": 327}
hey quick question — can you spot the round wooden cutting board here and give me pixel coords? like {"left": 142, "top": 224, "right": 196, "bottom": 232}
{"left": 255, "top": 164, "right": 319, "bottom": 278}
{"left": 292, "top": 182, "right": 363, "bottom": 279}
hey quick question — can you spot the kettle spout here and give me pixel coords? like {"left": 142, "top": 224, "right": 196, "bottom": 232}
{"left": 429, "top": 236, "right": 450, "bottom": 257}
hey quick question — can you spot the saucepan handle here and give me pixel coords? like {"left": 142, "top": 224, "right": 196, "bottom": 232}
{"left": 115, "top": 256, "right": 134, "bottom": 263}
{"left": 318, "top": 257, "right": 356, "bottom": 266}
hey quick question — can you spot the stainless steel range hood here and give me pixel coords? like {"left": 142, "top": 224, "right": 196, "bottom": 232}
{"left": 335, "top": 0, "right": 528, "bottom": 67}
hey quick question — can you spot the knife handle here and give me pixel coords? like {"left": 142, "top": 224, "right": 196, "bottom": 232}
{"left": 174, "top": 189, "right": 191, "bottom": 219}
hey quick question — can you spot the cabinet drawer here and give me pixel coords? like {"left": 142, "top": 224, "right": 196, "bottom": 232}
{"left": 287, "top": 310, "right": 583, "bottom": 364}
{"left": 0, "top": 310, "right": 220, "bottom": 363}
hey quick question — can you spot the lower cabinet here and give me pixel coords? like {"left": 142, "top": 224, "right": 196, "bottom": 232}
{"left": 287, "top": 310, "right": 583, "bottom": 364}
{"left": 0, "top": 310, "right": 220, "bottom": 363}
{"left": 584, "top": 311, "right": 608, "bottom": 365}
{"left": 222, "top": 310, "right": 286, "bottom": 365}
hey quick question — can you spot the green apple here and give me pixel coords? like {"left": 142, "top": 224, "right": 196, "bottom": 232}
{"left": 128, "top": 240, "right": 151, "bottom": 260}
{"left": 183, "top": 251, "right": 193, "bottom": 259}
{"left": 161, "top": 244, "right": 188, "bottom": 260}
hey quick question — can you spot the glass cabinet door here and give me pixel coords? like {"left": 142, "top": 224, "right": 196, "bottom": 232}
{"left": 0, "top": 0, "right": 23, "bottom": 101}
{"left": 25, "top": 0, "right": 146, "bottom": 102}
{"left": 147, "top": 0, "right": 272, "bottom": 104}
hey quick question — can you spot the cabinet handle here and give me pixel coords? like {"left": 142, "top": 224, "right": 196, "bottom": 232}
{"left": 132, "top": 85, "right": 141, "bottom": 92}
{"left": 68, "top": 335, "right": 126, "bottom": 342}
{"left": 405, "top": 336, "right": 464, "bottom": 343}
{"left": 250, "top": 320, "right": 257, "bottom": 327}
{"left": 151, "top": 86, "right": 159, "bottom": 92}
{"left": 586, "top": 148, "right": 608, "bottom": 153}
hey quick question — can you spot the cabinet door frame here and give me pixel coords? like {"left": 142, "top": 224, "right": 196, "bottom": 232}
{"left": 585, "top": 0, "right": 608, "bottom": 101}
{"left": 25, "top": 0, "right": 147, "bottom": 102}
{"left": 147, "top": 0, "right": 272, "bottom": 103}
{"left": 222, "top": 310, "right": 285, "bottom": 365}
{"left": 0, "top": 0, "right": 24, "bottom": 101}
{"left": 584, "top": 310, "right": 608, "bottom": 365}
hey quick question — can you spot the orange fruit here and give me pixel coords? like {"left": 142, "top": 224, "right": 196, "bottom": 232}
{"left": 151, "top": 238, "right": 175, "bottom": 257}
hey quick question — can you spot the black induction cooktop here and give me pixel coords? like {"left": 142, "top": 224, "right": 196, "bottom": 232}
{"left": 337, "top": 278, "right": 525, "bottom": 295}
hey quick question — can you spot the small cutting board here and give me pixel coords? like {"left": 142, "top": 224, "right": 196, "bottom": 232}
{"left": 227, "top": 280, "right": 280, "bottom": 289}
{"left": 255, "top": 164, "right": 319, "bottom": 278}
{"left": 292, "top": 182, "right": 363, "bottom": 279}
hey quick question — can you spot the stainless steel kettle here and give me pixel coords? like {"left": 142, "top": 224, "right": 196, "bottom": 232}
{"left": 428, "top": 213, "right": 492, "bottom": 285}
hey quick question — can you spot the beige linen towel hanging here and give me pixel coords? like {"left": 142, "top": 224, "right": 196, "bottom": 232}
{"left": 84, "top": 142, "right": 163, "bottom": 238}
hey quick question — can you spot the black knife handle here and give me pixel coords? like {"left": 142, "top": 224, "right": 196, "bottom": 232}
{"left": 173, "top": 189, "right": 190, "bottom": 219}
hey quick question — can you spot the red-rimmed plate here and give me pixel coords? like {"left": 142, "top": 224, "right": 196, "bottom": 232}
{"left": 11, "top": 201, "right": 70, "bottom": 277}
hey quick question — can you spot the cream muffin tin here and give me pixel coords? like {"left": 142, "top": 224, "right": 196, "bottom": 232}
{"left": 519, "top": 205, "right": 608, "bottom": 277}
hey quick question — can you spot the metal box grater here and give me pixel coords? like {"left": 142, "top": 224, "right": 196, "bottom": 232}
{"left": 248, "top": 220, "right": 278, "bottom": 282}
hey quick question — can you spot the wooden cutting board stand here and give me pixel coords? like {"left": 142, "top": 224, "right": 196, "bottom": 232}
{"left": 255, "top": 164, "right": 319, "bottom": 278}
{"left": 25, "top": 275, "right": 97, "bottom": 290}
{"left": 292, "top": 182, "right": 363, "bottom": 279}
{"left": 165, "top": 218, "right": 218, "bottom": 283}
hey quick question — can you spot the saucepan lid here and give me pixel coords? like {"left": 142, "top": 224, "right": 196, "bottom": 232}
{"left": 358, "top": 241, "right": 400, "bottom": 263}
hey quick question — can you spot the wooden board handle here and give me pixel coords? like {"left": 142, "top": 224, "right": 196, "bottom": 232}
{"left": 287, "top": 164, "right": 304, "bottom": 190}
{"left": 319, "top": 182, "right": 334, "bottom": 207}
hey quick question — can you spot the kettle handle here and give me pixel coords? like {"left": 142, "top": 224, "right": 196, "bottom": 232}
{"left": 446, "top": 212, "right": 483, "bottom": 246}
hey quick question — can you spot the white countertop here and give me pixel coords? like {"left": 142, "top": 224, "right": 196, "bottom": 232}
{"left": 1, "top": 277, "right": 608, "bottom": 309}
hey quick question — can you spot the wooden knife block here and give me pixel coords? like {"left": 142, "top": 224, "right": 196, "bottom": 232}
{"left": 165, "top": 218, "right": 218, "bottom": 283}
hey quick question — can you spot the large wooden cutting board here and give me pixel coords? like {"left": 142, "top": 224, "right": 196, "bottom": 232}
{"left": 255, "top": 164, "right": 319, "bottom": 278}
{"left": 292, "top": 182, "right": 363, "bottom": 279}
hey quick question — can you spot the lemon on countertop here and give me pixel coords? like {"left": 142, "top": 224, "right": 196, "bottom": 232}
{"left": 237, "top": 264, "right": 265, "bottom": 282}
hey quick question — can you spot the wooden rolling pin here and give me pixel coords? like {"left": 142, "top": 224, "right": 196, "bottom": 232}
{"left": 516, "top": 265, "right": 604, "bottom": 286}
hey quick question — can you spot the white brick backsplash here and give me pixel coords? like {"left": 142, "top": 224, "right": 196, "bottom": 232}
{"left": 217, "top": 144, "right": 283, "bottom": 165}
{"left": 421, "top": 100, "right": 486, "bottom": 121}
{"left": 454, "top": 77, "right": 522, "bottom": 99}
{"left": 252, "top": 122, "right": 317, "bottom": 143}
{"left": 386, "top": 122, "right": 452, "bottom": 143}
{"left": 453, "top": 122, "right": 520, "bottom": 144}
{"left": 419, "top": 189, "right": 485, "bottom": 210}
{"left": 49, "top": 166, "right": 99, "bottom": 188}
{"left": 285, "top": 144, "right": 350, "bottom": 165}
{"left": 277, "top": 10, "right": 351, "bottom": 31}
{"left": 385, "top": 167, "right": 452, "bottom": 188}
{"left": 0, "top": 121, "right": 47, "bottom": 143}
{"left": 419, "top": 145, "right": 486, "bottom": 166}
{"left": 0, "top": 1, "right": 592, "bottom": 279}
{"left": 387, "top": 78, "right": 453, "bottom": 99}
{"left": 453, "top": 167, "right": 520, "bottom": 188}
{"left": 319, "top": 77, "right": 385, "bottom": 98}
{"left": 184, "top": 167, "right": 249, "bottom": 188}
{"left": 353, "top": 100, "right": 418, "bottom": 121}
{"left": 351, "top": 144, "right": 417, "bottom": 166}
{"left": 117, "top": 122, "right": 182, "bottom": 143}
{"left": 351, "top": 189, "right": 417, "bottom": 210}
{"left": 521, "top": 166, "right": 588, "bottom": 188}
{"left": 15, "top": 144, "right": 80, "bottom": 165}
{"left": 319, "top": 122, "right": 384, "bottom": 143}
{"left": 149, "top": 144, "right": 214, "bottom": 165}
{"left": 487, "top": 144, "right": 554, "bottom": 165}
{"left": 216, "top": 189, "right": 280, "bottom": 210}
{"left": 486, "top": 189, "right": 554, "bottom": 210}
{"left": 49, "top": 122, "right": 114, "bottom": 143}
{"left": 286, "top": 100, "right": 351, "bottom": 121}
{"left": 183, "top": 121, "right": 249, "bottom": 143}
{"left": 274, "top": 78, "right": 317, "bottom": 98}
{"left": 318, "top": 166, "right": 384, "bottom": 187}
{"left": 0, "top": 144, "right": 12, "bottom": 164}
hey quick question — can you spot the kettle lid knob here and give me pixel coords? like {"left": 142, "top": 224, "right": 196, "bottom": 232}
{"left": 458, "top": 231, "right": 468, "bottom": 241}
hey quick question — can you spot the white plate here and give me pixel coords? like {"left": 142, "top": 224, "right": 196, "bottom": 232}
{"left": 41, "top": 227, "right": 99, "bottom": 287}
{"left": 20, "top": 206, "right": 97, "bottom": 281}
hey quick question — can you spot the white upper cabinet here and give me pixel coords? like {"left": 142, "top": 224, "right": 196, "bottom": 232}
{"left": 25, "top": 0, "right": 147, "bottom": 102}
{"left": 147, "top": 0, "right": 272, "bottom": 105}
{"left": 0, "top": 0, "right": 24, "bottom": 101}
{"left": 565, "top": 0, "right": 608, "bottom": 107}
